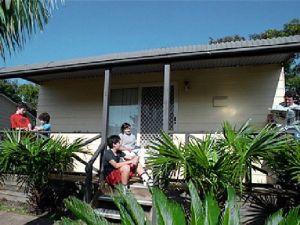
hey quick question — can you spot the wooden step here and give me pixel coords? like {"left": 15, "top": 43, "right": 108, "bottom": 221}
{"left": 0, "top": 189, "right": 28, "bottom": 202}
{"left": 95, "top": 208, "right": 120, "bottom": 220}
{"left": 0, "top": 183, "right": 26, "bottom": 192}
{"left": 98, "top": 194, "right": 152, "bottom": 207}
{"left": 130, "top": 182, "right": 149, "bottom": 189}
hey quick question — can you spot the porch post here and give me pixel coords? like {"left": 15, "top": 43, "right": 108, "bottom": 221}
{"left": 84, "top": 69, "right": 111, "bottom": 203}
{"left": 101, "top": 69, "right": 111, "bottom": 142}
{"left": 163, "top": 64, "right": 170, "bottom": 132}
{"left": 99, "top": 69, "right": 111, "bottom": 168}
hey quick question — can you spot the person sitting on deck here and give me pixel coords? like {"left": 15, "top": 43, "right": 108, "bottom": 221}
{"left": 33, "top": 112, "right": 51, "bottom": 137}
{"left": 10, "top": 102, "right": 32, "bottom": 131}
{"left": 103, "top": 135, "right": 152, "bottom": 188}
{"left": 119, "top": 122, "right": 147, "bottom": 167}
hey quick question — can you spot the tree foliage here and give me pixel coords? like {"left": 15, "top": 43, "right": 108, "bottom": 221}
{"left": 209, "top": 35, "right": 245, "bottom": 44}
{"left": 0, "top": 79, "right": 20, "bottom": 101}
{"left": 0, "top": 79, "right": 39, "bottom": 110}
{"left": 17, "top": 83, "right": 39, "bottom": 109}
{"left": 0, "top": 0, "right": 63, "bottom": 60}
{"left": 209, "top": 18, "right": 300, "bottom": 44}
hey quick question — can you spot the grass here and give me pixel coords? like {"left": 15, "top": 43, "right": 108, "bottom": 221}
{"left": 0, "top": 199, "right": 31, "bottom": 215}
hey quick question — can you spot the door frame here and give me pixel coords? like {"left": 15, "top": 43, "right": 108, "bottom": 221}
{"left": 110, "top": 82, "right": 178, "bottom": 145}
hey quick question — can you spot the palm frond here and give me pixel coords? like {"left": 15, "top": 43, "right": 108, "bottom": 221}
{"left": 223, "top": 187, "right": 240, "bottom": 225}
{"left": 148, "top": 131, "right": 186, "bottom": 185}
{"left": 63, "top": 196, "right": 111, "bottom": 225}
{"left": 188, "top": 181, "right": 204, "bottom": 225}
{"left": 204, "top": 193, "right": 220, "bottom": 225}
{"left": 113, "top": 185, "right": 150, "bottom": 225}
{"left": 281, "top": 206, "right": 300, "bottom": 225}
{"left": 220, "top": 122, "right": 290, "bottom": 189}
{"left": 0, "top": 0, "right": 63, "bottom": 59}
{"left": 264, "top": 209, "right": 283, "bottom": 225}
{"left": 243, "top": 193, "right": 282, "bottom": 225}
{"left": 152, "top": 187, "right": 186, "bottom": 225}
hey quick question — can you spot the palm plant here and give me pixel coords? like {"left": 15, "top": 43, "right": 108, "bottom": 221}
{"left": 218, "top": 121, "right": 291, "bottom": 188}
{"left": 289, "top": 143, "right": 300, "bottom": 184}
{"left": 0, "top": 0, "right": 63, "bottom": 59}
{"left": 0, "top": 130, "right": 88, "bottom": 211}
{"left": 58, "top": 182, "right": 299, "bottom": 225}
{"left": 148, "top": 121, "right": 290, "bottom": 194}
{"left": 263, "top": 138, "right": 299, "bottom": 187}
{"left": 241, "top": 137, "right": 300, "bottom": 225}
{"left": 148, "top": 131, "right": 234, "bottom": 193}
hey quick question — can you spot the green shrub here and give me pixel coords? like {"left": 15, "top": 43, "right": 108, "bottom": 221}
{"left": 0, "top": 131, "right": 89, "bottom": 212}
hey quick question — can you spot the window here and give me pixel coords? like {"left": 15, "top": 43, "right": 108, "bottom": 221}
{"left": 108, "top": 88, "right": 139, "bottom": 136}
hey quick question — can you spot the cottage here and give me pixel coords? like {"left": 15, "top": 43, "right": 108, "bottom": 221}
{"left": 1, "top": 36, "right": 300, "bottom": 179}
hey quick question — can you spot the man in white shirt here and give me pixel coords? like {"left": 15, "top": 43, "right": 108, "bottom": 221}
{"left": 269, "top": 91, "right": 300, "bottom": 125}
{"left": 279, "top": 91, "right": 299, "bottom": 108}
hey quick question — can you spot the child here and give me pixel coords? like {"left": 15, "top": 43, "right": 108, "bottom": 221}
{"left": 10, "top": 102, "right": 32, "bottom": 131}
{"left": 104, "top": 135, "right": 152, "bottom": 187}
{"left": 34, "top": 112, "right": 51, "bottom": 136}
{"left": 119, "top": 123, "right": 146, "bottom": 167}
{"left": 119, "top": 122, "right": 138, "bottom": 152}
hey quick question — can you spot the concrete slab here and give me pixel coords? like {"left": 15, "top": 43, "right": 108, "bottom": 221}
{"left": 0, "top": 211, "right": 53, "bottom": 225}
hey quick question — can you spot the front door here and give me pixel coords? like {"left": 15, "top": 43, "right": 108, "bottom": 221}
{"left": 140, "top": 86, "right": 175, "bottom": 146}
{"left": 108, "top": 85, "right": 175, "bottom": 146}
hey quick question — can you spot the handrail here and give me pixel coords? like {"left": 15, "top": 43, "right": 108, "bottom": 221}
{"left": 81, "top": 134, "right": 101, "bottom": 146}
{"left": 84, "top": 141, "right": 106, "bottom": 202}
{"left": 251, "top": 164, "right": 268, "bottom": 175}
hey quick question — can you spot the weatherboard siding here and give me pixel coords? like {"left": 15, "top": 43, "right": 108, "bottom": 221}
{"left": 0, "top": 95, "right": 16, "bottom": 130}
{"left": 37, "top": 64, "right": 283, "bottom": 134}
{"left": 175, "top": 64, "right": 283, "bottom": 132}
{"left": 37, "top": 77, "right": 104, "bottom": 132}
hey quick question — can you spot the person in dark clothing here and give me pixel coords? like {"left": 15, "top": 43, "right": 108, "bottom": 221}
{"left": 104, "top": 135, "right": 152, "bottom": 188}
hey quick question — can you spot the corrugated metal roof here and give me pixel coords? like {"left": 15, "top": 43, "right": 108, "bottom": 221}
{"left": 0, "top": 35, "right": 300, "bottom": 80}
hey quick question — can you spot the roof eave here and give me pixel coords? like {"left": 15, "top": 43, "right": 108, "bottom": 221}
{"left": 0, "top": 41, "right": 300, "bottom": 79}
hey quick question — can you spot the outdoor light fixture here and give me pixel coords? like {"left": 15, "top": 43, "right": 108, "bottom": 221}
{"left": 184, "top": 80, "right": 190, "bottom": 92}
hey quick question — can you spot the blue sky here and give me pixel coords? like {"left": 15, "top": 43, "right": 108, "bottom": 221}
{"left": 1, "top": 0, "right": 300, "bottom": 68}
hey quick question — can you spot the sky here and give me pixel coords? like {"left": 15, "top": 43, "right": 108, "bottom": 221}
{"left": 0, "top": 0, "right": 300, "bottom": 68}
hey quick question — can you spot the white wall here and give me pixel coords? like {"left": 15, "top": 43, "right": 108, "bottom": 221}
{"left": 174, "top": 64, "right": 283, "bottom": 132}
{"left": 37, "top": 64, "right": 283, "bottom": 133}
{"left": 38, "top": 77, "right": 103, "bottom": 132}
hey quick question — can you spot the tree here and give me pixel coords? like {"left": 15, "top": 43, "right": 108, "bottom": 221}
{"left": 0, "top": 79, "right": 39, "bottom": 112}
{"left": 0, "top": 79, "right": 20, "bottom": 102}
{"left": 209, "top": 19, "right": 300, "bottom": 44}
{"left": 209, "top": 35, "right": 245, "bottom": 44}
{"left": 0, "top": 0, "right": 63, "bottom": 60}
{"left": 17, "top": 83, "right": 39, "bottom": 109}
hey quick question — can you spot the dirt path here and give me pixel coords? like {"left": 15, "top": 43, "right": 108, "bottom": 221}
{"left": 0, "top": 211, "right": 53, "bottom": 225}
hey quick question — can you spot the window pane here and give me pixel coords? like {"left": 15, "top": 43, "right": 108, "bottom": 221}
{"left": 109, "top": 88, "right": 139, "bottom": 136}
